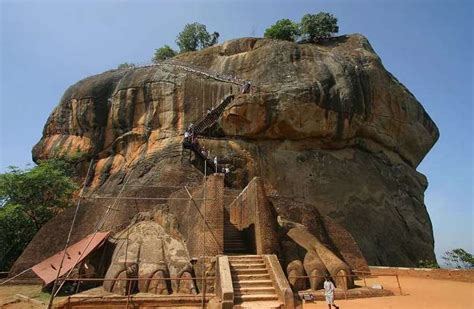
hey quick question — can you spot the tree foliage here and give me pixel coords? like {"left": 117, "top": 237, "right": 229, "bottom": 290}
{"left": 176, "top": 22, "right": 219, "bottom": 53}
{"left": 417, "top": 259, "right": 440, "bottom": 269}
{"left": 117, "top": 62, "right": 136, "bottom": 69}
{"left": 0, "top": 160, "right": 77, "bottom": 271}
{"left": 152, "top": 45, "right": 177, "bottom": 63}
{"left": 264, "top": 19, "right": 300, "bottom": 42}
{"left": 442, "top": 248, "right": 474, "bottom": 269}
{"left": 300, "top": 12, "right": 339, "bottom": 41}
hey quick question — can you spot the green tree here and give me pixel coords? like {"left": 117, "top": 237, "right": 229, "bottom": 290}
{"left": 442, "top": 249, "right": 474, "bottom": 269}
{"left": 152, "top": 45, "right": 177, "bottom": 63}
{"left": 117, "top": 62, "right": 136, "bottom": 69}
{"left": 176, "top": 22, "right": 219, "bottom": 53}
{"left": 300, "top": 12, "right": 339, "bottom": 42}
{"left": 417, "top": 259, "right": 440, "bottom": 269}
{"left": 264, "top": 19, "right": 300, "bottom": 41}
{"left": 0, "top": 160, "right": 78, "bottom": 271}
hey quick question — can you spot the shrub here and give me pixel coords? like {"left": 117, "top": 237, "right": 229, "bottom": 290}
{"left": 176, "top": 22, "right": 219, "bottom": 52}
{"left": 300, "top": 12, "right": 339, "bottom": 41}
{"left": 417, "top": 259, "right": 440, "bottom": 268}
{"left": 117, "top": 62, "right": 136, "bottom": 69}
{"left": 443, "top": 248, "right": 474, "bottom": 269}
{"left": 152, "top": 45, "right": 177, "bottom": 63}
{"left": 264, "top": 19, "right": 300, "bottom": 41}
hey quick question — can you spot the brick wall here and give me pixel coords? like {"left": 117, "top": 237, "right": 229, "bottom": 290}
{"left": 168, "top": 174, "right": 224, "bottom": 259}
{"left": 229, "top": 177, "right": 280, "bottom": 254}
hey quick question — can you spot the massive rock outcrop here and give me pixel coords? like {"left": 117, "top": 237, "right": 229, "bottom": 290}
{"left": 21, "top": 34, "right": 438, "bottom": 270}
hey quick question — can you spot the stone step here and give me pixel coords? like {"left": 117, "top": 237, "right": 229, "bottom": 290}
{"left": 230, "top": 263, "right": 266, "bottom": 269}
{"left": 225, "top": 249, "right": 248, "bottom": 253}
{"left": 231, "top": 268, "right": 269, "bottom": 275}
{"left": 233, "top": 279, "right": 274, "bottom": 287}
{"left": 233, "top": 301, "right": 282, "bottom": 309}
{"left": 225, "top": 237, "right": 243, "bottom": 241}
{"left": 228, "top": 255, "right": 262, "bottom": 260}
{"left": 228, "top": 258, "right": 264, "bottom": 263}
{"left": 232, "top": 280, "right": 274, "bottom": 288}
{"left": 224, "top": 239, "right": 245, "bottom": 243}
{"left": 225, "top": 243, "right": 246, "bottom": 247}
{"left": 225, "top": 244, "right": 246, "bottom": 248}
{"left": 225, "top": 244, "right": 247, "bottom": 249}
{"left": 234, "top": 287, "right": 276, "bottom": 295}
{"left": 224, "top": 238, "right": 246, "bottom": 242}
{"left": 234, "top": 294, "right": 279, "bottom": 302}
{"left": 225, "top": 236, "right": 243, "bottom": 239}
{"left": 224, "top": 232, "right": 242, "bottom": 236}
{"left": 224, "top": 232, "right": 243, "bottom": 236}
{"left": 231, "top": 273, "right": 271, "bottom": 281}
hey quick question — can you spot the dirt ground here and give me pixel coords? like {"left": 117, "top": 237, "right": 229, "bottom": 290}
{"left": 300, "top": 275, "right": 474, "bottom": 309}
{"left": 0, "top": 284, "right": 49, "bottom": 308}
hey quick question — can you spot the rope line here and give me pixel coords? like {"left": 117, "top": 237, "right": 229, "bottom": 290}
{"left": 0, "top": 267, "right": 33, "bottom": 286}
{"left": 47, "top": 159, "right": 95, "bottom": 308}
{"left": 51, "top": 170, "right": 135, "bottom": 300}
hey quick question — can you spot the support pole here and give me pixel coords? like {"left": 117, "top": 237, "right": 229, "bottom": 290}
{"left": 48, "top": 159, "right": 94, "bottom": 308}
{"left": 396, "top": 274, "right": 403, "bottom": 295}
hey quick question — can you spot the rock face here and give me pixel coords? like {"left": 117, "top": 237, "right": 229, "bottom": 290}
{"left": 27, "top": 34, "right": 438, "bottom": 267}
{"left": 103, "top": 213, "right": 196, "bottom": 295}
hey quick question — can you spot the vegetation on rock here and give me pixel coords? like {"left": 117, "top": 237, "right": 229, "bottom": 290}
{"left": 300, "top": 12, "right": 339, "bottom": 41}
{"left": 264, "top": 12, "right": 339, "bottom": 42}
{"left": 152, "top": 45, "right": 177, "bottom": 63}
{"left": 442, "top": 248, "right": 474, "bottom": 269}
{"left": 417, "top": 259, "right": 440, "bottom": 268}
{"left": 0, "top": 160, "right": 77, "bottom": 271}
{"left": 117, "top": 62, "right": 136, "bottom": 69}
{"left": 264, "top": 19, "right": 300, "bottom": 41}
{"left": 176, "top": 22, "right": 219, "bottom": 52}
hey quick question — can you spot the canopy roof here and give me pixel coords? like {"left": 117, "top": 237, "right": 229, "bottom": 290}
{"left": 32, "top": 232, "right": 110, "bottom": 285}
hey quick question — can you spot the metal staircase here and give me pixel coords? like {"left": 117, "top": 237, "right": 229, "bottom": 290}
{"left": 192, "top": 94, "right": 235, "bottom": 134}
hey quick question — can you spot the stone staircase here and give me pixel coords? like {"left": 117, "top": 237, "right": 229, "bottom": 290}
{"left": 228, "top": 255, "right": 282, "bottom": 308}
{"left": 224, "top": 224, "right": 248, "bottom": 254}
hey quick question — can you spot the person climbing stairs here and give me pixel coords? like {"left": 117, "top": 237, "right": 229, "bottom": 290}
{"left": 192, "top": 94, "right": 235, "bottom": 134}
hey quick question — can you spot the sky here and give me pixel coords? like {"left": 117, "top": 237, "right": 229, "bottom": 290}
{"left": 0, "top": 0, "right": 472, "bottom": 265}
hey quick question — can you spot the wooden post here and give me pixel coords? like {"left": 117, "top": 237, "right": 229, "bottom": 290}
{"left": 396, "top": 275, "right": 403, "bottom": 295}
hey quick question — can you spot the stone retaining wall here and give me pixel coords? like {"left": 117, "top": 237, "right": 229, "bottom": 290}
{"left": 369, "top": 266, "right": 474, "bottom": 282}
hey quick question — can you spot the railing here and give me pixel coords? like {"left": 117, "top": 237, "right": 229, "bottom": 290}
{"left": 216, "top": 256, "right": 233, "bottom": 309}
{"left": 264, "top": 255, "right": 295, "bottom": 308}
{"left": 118, "top": 59, "right": 246, "bottom": 86}
{"left": 288, "top": 273, "right": 403, "bottom": 297}
{"left": 193, "top": 94, "right": 235, "bottom": 133}
{"left": 53, "top": 276, "right": 216, "bottom": 309}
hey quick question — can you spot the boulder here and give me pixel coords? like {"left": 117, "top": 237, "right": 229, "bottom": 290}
{"left": 17, "top": 34, "right": 438, "bottom": 271}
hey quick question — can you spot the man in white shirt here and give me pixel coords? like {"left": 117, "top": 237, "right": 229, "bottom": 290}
{"left": 324, "top": 274, "right": 339, "bottom": 309}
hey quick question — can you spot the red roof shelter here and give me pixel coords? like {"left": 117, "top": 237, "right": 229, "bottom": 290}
{"left": 32, "top": 232, "right": 110, "bottom": 285}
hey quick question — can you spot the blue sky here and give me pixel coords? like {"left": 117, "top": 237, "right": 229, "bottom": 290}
{"left": 1, "top": 0, "right": 472, "bottom": 264}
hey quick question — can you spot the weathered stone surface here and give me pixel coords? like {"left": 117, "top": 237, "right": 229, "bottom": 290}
{"left": 23, "top": 34, "right": 438, "bottom": 268}
{"left": 103, "top": 213, "right": 196, "bottom": 295}
{"left": 278, "top": 216, "right": 353, "bottom": 289}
